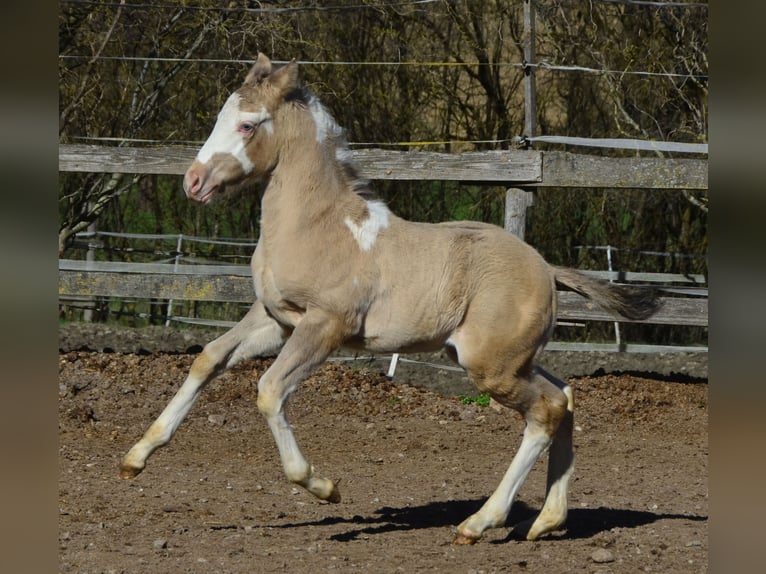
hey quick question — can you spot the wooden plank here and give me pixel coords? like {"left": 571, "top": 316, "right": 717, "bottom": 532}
{"left": 556, "top": 291, "right": 707, "bottom": 326}
{"left": 58, "top": 144, "right": 542, "bottom": 183}
{"left": 59, "top": 259, "right": 252, "bottom": 277}
{"left": 59, "top": 270, "right": 255, "bottom": 303}
{"left": 59, "top": 145, "right": 196, "bottom": 176}
{"left": 59, "top": 260, "right": 707, "bottom": 287}
{"left": 58, "top": 144, "right": 707, "bottom": 189}
{"left": 578, "top": 269, "right": 707, "bottom": 285}
{"left": 544, "top": 341, "right": 707, "bottom": 353}
{"left": 539, "top": 152, "right": 708, "bottom": 190}
{"left": 58, "top": 267, "right": 707, "bottom": 326}
{"left": 350, "top": 148, "right": 542, "bottom": 182}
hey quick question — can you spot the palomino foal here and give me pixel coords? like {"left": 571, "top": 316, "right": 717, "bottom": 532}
{"left": 121, "top": 54, "right": 659, "bottom": 544}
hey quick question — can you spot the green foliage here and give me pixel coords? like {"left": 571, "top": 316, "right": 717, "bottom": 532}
{"left": 59, "top": 1, "right": 707, "bottom": 243}
{"left": 460, "top": 394, "right": 491, "bottom": 407}
{"left": 58, "top": 1, "right": 707, "bottom": 343}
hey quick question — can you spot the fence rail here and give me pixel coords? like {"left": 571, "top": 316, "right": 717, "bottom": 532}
{"left": 58, "top": 259, "right": 708, "bottom": 326}
{"left": 58, "top": 144, "right": 708, "bottom": 353}
{"left": 59, "top": 144, "right": 708, "bottom": 189}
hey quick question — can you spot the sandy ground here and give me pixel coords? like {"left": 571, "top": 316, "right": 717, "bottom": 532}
{"left": 58, "top": 325, "right": 707, "bottom": 573}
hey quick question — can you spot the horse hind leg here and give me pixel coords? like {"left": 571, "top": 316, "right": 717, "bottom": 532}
{"left": 453, "top": 367, "right": 572, "bottom": 545}
{"left": 120, "top": 301, "right": 288, "bottom": 478}
{"left": 520, "top": 368, "right": 575, "bottom": 541}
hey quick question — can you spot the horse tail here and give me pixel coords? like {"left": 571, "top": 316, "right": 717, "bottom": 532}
{"left": 551, "top": 265, "right": 661, "bottom": 321}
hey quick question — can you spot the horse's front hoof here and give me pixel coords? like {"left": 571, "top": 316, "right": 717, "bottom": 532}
{"left": 452, "top": 532, "right": 480, "bottom": 545}
{"left": 119, "top": 463, "right": 144, "bottom": 479}
{"left": 325, "top": 482, "right": 341, "bottom": 503}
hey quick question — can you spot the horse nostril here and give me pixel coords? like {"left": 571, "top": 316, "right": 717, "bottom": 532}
{"left": 184, "top": 169, "right": 201, "bottom": 197}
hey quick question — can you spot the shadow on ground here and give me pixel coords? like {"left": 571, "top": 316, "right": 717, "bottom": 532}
{"left": 267, "top": 498, "right": 706, "bottom": 543}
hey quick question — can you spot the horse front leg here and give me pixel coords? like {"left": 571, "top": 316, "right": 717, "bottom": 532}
{"left": 255, "top": 312, "right": 346, "bottom": 502}
{"left": 120, "top": 301, "right": 289, "bottom": 478}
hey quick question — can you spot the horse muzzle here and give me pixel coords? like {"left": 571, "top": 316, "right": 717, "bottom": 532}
{"left": 183, "top": 161, "right": 218, "bottom": 204}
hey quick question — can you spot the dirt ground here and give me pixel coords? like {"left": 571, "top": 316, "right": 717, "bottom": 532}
{"left": 58, "top": 326, "right": 707, "bottom": 573}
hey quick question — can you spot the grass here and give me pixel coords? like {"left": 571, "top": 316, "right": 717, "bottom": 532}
{"left": 459, "top": 394, "right": 491, "bottom": 407}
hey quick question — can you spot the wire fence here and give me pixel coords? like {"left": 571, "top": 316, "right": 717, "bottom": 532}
{"left": 68, "top": 134, "right": 708, "bottom": 153}
{"left": 59, "top": 0, "right": 708, "bottom": 151}
{"left": 57, "top": 54, "right": 709, "bottom": 81}
{"left": 58, "top": 0, "right": 708, "bottom": 357}
{"left": 60, "top": 0, "right": 709, "bottom": 13}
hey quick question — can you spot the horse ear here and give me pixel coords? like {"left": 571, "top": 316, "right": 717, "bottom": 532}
{"left": 267, "top": 58, "right": 300, "bottom": 96}
{"left": 244, "top": 52, "right": 272, "bottom": 85}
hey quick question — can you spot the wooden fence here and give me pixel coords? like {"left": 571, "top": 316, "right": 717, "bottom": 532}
{"left": 58, "top": 144, "right": 708, "bottom": 352}
{"left": 59, "top": 144, "right": 707, "bottom": 188}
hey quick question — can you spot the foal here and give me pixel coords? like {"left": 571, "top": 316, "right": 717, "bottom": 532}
{"left": 121, "top": 54, "right": 659, "bottom": 544}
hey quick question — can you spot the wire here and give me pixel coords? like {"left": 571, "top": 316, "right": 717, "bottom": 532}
{"left": 60, "top": 0, "right": 709, "bottom": 11}
{"left": 532, "top": 61, "right": 707, "bottom": 80}
{"left": 59, "top": 0, "right": 441, "bottom": 13}
{"left": 574, "top": 245, "right": 706, "bottom": 259}
{"left": 596, "top": 0, "right": 707, "bottom": 7}
{"left": 65, "top": 134, "right": 706, "bottom": 153}
{"left": 57, "top": 54, "right": 511, "bottom": 66}
{"left": 70, "top": 135, "right": 202, "bottom": 146}
{"left": 58, "top": 54, "right": 707, "bottom": 80}
{"left": 76, "top": 230, "right": 258, "bottom": 247}
{"left": 520, "top": 135, "right": 707, "bottom": 154}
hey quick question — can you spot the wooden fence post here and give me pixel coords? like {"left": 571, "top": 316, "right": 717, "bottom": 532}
{"left": 504, "top": 188, "right": 535, "bottom": 239}
{"left": 502, "top": 0, "right": 537, "bottom": 252}
{"left": 523, "top": 0, "right": 537, "bottom": 143}
{"left": 83, "top": 213, "right": 97, "bottom": 322}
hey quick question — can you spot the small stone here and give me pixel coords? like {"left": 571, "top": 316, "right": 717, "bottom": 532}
{"left": 686, "top": 540, "right": 702, "bottom": 547}
{"left": 162, "top": 504, "right": 183, "bottom": 513}
{"left": 591, "top": 548, "right": 615, "bottom": 563}
{"left": 153, "top": 538, "right": 168, "bottom": 549}
{"left": 207, "top": 414, "right": 226, "bottom": 426}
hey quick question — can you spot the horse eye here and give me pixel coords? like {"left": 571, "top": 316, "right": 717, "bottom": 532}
{"left": 239, "top": 122, "right": 255, "bottom": 134}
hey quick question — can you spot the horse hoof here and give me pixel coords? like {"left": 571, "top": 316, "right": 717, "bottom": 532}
{"left": 119, "top": 464, "right": 143, "bottom": 479}
{"left": 326, "top": 483, "right": 342, "bottom": 504}
{"left": 452, "top": 533, "right": 479, "bottom": 545}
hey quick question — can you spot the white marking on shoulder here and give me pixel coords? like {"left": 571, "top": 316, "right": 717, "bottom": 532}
{"left": 344, "top": 201, "right": 390, "bottom": 252}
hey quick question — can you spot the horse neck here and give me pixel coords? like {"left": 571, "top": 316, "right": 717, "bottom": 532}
{"left": 260, "top": 132, "right": 364, "bottom": 233}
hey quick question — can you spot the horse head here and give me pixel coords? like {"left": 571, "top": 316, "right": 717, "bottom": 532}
{"left": 183, "top": 53, "right": 299, "bottom": 203}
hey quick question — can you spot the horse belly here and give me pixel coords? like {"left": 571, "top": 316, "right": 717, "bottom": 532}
{"left": 352, "top": 303, "right": 460, "bottom": 354}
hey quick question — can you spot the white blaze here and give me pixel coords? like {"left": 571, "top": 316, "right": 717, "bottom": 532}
{"left": 196, "top": 93, "right": 271, "bottom": 173}
{"left": 344, "top": 201, "right": 390, "bottom": 252}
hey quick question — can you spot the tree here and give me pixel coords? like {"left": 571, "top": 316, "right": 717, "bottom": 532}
{"left": 58, "top": 0, "right": 287, "bottom": 253}
{"left": 59, "top": 0, "right": 707, "bottom": 270}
